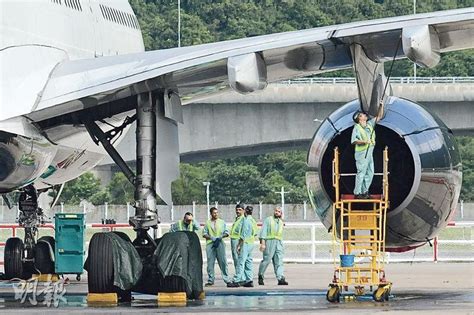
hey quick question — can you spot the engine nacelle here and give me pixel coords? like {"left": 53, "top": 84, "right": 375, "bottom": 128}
{"left": 0, "top": 123, "right": 56, "bottom": 193}
{"left": 306, "top": 96, "right": 462, "bottom": 251}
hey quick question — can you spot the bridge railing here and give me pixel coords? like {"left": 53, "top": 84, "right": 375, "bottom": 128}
{"left": 277, "top": 77, "right": 474, "bottom": 85}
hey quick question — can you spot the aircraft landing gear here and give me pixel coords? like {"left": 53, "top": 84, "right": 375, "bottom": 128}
{"left": 84, "top": 92, "right": 159, "bottom": 300}
{"left": 3, "top": 185, "right": 52, "bottom": 279}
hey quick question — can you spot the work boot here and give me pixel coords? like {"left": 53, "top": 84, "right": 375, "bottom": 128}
{"left": 278, "top": 277, "right": 288, "bottom": 285}
{"left": 362, "top": 192, "right": 371, "bottom": 199}
{"left": 205, "top": 282, "right": 214, "bottom": 287}
{"left": 258, "top": 275, "right": 264, "bottom": 286}
{"left": 243, "top": 281, "right": 254, "bottom": 287}
{"left": 355, "top": 194, "right": 364, "bottom": 199}
{"left": 227, "top": 282, "right": 240, "bottom": 288}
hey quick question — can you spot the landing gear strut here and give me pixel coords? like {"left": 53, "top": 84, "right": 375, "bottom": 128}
{"left": 84, "top": 92, "right": 161, "bottom": 296}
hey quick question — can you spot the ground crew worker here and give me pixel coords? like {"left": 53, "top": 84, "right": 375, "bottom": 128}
{"left": 229, "top": 204, "right": 245, "bottom": 271}
{"left": 351, "top": 102, "right": 384, "bottom": 199}
{"left": 169, "top": 212, "right": 200, "bottom": 232}
{"left": 227, "top": 205, "right": 256, "bottom": 287}
{"left": 258, "top": 206, "right": 288, "bottom": 285}
{"left": 202, "top": 207, "right": 230, "bottom": 286}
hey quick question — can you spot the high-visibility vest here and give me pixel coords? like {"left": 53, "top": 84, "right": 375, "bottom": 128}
{"left": 355, "top": 123, "right": 375, "bottom": 152}
{"left": 177, "top": 220, "right": 193, "bottom": 231}
{"left": 230, "top": 216, "right": 244, "bottom": 239}
{"left": 244, "top": 216, "right": 258, "bottom": 244}
{"left": 205, "top": 219, "right": 224, "bottom": 245}
{"left": 267, "top": 217, "right": 284, "bottom": 240}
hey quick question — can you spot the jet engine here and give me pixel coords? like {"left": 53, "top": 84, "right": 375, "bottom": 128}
{"left": 306, "top": 96, "right": 462, "bottom": 251}
{"left": 0, "top": 130, "right": 56, "bottom": 193}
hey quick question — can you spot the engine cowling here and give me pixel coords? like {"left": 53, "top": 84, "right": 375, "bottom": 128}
{"left": 0, "top": 124, "right": 56, "bottom": 193}
{"left": 306, "top": 96, "right": 462, "bottom": 251}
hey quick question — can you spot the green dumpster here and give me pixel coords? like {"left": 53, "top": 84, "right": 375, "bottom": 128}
{"left": 54, "top": 213, "right": 85, "bottom": 280}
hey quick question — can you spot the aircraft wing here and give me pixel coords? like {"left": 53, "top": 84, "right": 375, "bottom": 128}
{"left": 16, "top": 8, "right": 473, "bottom": 204}
{"left": 27, "top": 8, "right": 473, "bottom": 123}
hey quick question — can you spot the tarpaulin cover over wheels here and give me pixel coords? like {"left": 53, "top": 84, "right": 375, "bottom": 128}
{"left": 153, "top": 231, "right": 203, "bottom": 299}
{"left": 84, "top": 232, "right": 143, "bottom": 291}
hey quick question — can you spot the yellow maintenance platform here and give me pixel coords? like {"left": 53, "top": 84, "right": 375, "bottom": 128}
{"left": 327, "top": 147, "right": 392, "bottom": 302}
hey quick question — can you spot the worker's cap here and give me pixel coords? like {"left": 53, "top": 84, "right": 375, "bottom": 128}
{"left": 235, "top": 203, "right": 245, "bottom": 210}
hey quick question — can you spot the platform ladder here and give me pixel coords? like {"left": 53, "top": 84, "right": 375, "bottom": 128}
{"left": 326, "top": 146, "right": 392, "bottom": 303}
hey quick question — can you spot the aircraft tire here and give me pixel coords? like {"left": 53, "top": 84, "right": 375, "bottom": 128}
{"left": 112, "top": 231, "right": 132, "bottom": 243}
{"left": 4, "top": 238, "right": 24, "bottom": 279}
{"left": 34, "top": 240, "right": 55, "bottom": 274}
{"left": 87, "top": 233, "right": 114, "bottom": 293}
{"left": 38, "top": 236, "right": 55, "bottom": 252}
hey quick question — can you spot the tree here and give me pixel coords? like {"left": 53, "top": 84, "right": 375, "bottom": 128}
{"left": 209, "top": 164, "right": 269, "bottom": 204}
{"left": 106, "top": 172, "right": 134, "bottom": 204}
{"left": 458, "top": 137, "right": 474, "bottom": 201}
{"left": 56, "top": 172, "right": 107, "bottom": 205}
{"left": 172, "top": 163, "right": 208, "bottom": 204}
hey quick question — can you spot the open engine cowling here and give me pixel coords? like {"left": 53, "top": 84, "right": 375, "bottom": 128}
{"left": 306, "top": 96, "right": 462, "bottom": 251}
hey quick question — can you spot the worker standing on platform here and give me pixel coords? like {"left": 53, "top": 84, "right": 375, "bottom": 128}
{"left": 351, "top": 102, "right": 384, "bottom": 199}
{"left": 202, "top": 207, "right": 230, "bottom": 286}
{"left": 258, "top": 206, "right": 288, "bottom": 285}
{"left": 227, "top": 205, "right": 256, "bottom": 287}
{"left": 169, "top": 212, "right": 200, "bottom": 232}
{"left": 229, "top": 204, "right": 245, "bottom": 271}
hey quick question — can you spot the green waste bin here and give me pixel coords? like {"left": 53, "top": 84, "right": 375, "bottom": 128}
{"left": 54, "top": 213, "right": 85, "bottom": 279}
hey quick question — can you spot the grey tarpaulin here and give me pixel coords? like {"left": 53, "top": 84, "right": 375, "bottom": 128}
{"left": 154, "top": 231, "right": 203, "bottom": 298}
{"left": 84, "top": 232, "right": 143, "bottom": 291}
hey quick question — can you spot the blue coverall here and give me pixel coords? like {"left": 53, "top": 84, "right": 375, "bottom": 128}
{"left": 202, "top": 219, "right": 230, "bottom": 284}
{"left": 258, "top": 216, "right": 285, "bottom": 281}
{"left": 351, "top": 118, "right": 376, "bottom": 195}
{"left": 232, "top": 216, "right": 255, "bottom": 283}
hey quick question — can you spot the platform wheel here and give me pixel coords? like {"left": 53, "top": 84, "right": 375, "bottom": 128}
{"left": 326, "top": 285, "right": 341, "bottom": 303}
{"left": 373, "top": 284, "right": 391, "bottom": 302}
{"left": 4, "top": 238, "right": 25, "bottom": 279}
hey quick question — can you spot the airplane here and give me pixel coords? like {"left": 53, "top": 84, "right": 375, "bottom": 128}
{"left": 1, "top": 0, "right": 473, "bottom": 300}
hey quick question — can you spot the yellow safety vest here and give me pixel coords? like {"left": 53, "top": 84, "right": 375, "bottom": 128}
{"left": 204, "top": 219, "right": 224, "bottom": 245}
{"left": 230, "top": 216, "right": 244, "bottom": 239}
{"left": 244, "top": 216, "right": 258, "bottom": 244}
{"left": 177, "top": 220, "right": 193, "bottom": 231}
{"left": 355, "top": 123, "right": 375, "bottom": 152}
{"left": 267, "top": 217, "right": 284, "bottom": 240}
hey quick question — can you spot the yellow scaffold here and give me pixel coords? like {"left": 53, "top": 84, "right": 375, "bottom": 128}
{"left": 326, "top": 147, "right": 392, "bottom": 303}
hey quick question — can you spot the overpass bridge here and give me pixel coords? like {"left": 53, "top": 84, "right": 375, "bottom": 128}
{"left": 96, "top": 77, "right": 473, "bottom": 178}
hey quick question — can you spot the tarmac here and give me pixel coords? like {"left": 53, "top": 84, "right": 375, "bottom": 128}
{"left": 0, "top": 262, "right": 472, "bottom": 314}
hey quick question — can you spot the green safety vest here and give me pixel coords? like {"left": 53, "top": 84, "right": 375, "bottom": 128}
{"left": 267, "top": 217, "right": 284, "bottom": 240}
{"left": 177, "top": 220, "right": 194, "bottom": 231}
{"left": 355, "top": 123, "right": 376, "bottom": 152}
{"left": 205, "top": 219, "right": 224, "bottom": 245}
{"left": 230, "top": 216, "right": 244, "bottom": 239}
{"left": 244, "top": 216, "right": 258, "bottom": 244}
